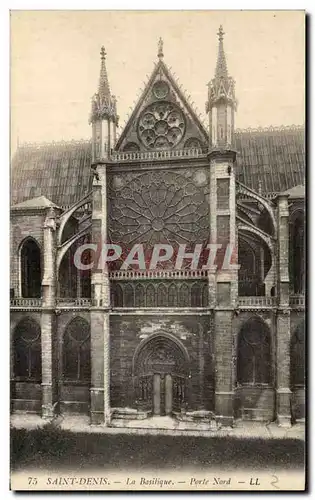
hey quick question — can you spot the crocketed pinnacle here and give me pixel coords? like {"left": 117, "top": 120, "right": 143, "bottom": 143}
{"left": 205, "top": 26, "right": 236, "bottom": 114}
{"left": 215, "top": 25, "right": 228, "bottom": 79}
{"left": 90, "top": 46, "right": 119, "bottom": 124}
{"left": 98, "top": 46, "right": 111, "bottom": 100}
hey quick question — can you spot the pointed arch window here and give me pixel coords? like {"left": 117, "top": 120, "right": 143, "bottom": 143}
{"left": 191, "top": 283, "right": 202, "bottom": 307}
{"left": 202, "top": 282, "right": 208, "bottom": 307}
{"left": 179, "top": 283, "right": 190, "bottom": 307}
{"left": 63, "top": 318, "right": 91, "bottom": 383}
{"left": 168, "top": 283, "right": 177, "bottom": 307}
{"left": 290, "top": 212, "right": 305, "bottom": 294}
{"left": 124, "top": 283, "right": 134, "bottom": 307}
{"left": 20, "top": 238, "right": 41, "bottom": 298}
{"left": 237, "top": 318, "right": 271, "bottom": 385}
{"left": 112, "top": 284, "right": 123, "bottom": 307}
{"left": 157, "top": 283, "right": 168, "bottom": 307}
{"left": 14, "top": 318, "right": 41, "bottom": 381}
{"left": 291, "top": 321, "right": 305, "bottom": 387}
{"left": 135, "top": 283, "right": 145, "bottom": 308}
{"left": 146, "top": 284, "right": 155, "bottom": 307}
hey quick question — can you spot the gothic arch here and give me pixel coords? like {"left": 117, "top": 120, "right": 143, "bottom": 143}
{"left": 19, "top": 237, "right": 42, "bottom": 298}
{"left": 238, "top": 234, "right": 271, "bottom": 296}
{"left": 57, "top": 192, "right": 92, "bottom": 246}
{"left": 132, "top": 331, "right": 190, "bottom": 376}
{"left": 237, "top": 316, "right": 271, "bottom": 385}
{"left": 56, "top": 226, "right": 91, "bottom": 272}
{"left": 157, "top": 283, "right": 168, "bottom": 307}
{"left": 58, "top": 233, "right": 91, "bottom": 298}
{"left": 13, "top": 317, "right": 41, "bottom": 381}
{"left": 290, "top": 320, "right": 305, "bottom": 388}
{"left": 236, "top": 181, "right": 277, "bottom": 234}
{"left": 111, "top": 283, "right": 123, "bottom": 307}
{"left": 237, "top": 205, "right": 254, "bottom": 225}
{"left": 238, "top": 222, "right": 274, "bottom": 254}
{"left": 289, "top": 209, "right": 305, "bottom": 294}
{"left": 62, "top": 316, "right": 91, "bottom": 382}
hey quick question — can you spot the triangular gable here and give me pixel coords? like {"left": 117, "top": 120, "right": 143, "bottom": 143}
{"left": 116, "top": 60, "right": 208, "bottom": 152}
{"left": 11, "top": 195, "right": 60, "bottom": 210}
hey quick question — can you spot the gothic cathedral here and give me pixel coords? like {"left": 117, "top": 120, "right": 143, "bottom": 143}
{"left": 10, "top": 28, "right": 305, "bottom": 427}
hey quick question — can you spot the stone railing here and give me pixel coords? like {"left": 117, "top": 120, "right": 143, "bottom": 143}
{"left": 56, "top": 298, "right": 92, "bottom": 307}
{"left": 238, "top": 296, "right": 277, "bottom": 307}
{"left": 10, "top": 298, "right": 42, "bottom": 307}
{"left": 108, "top": 269, "right": 209, "bottom": 280}
{"left": 289, "top": 295, "right": 305, "bottom": 307}
{"left": 110, "top": 148, "right": 206, "bottom": 162}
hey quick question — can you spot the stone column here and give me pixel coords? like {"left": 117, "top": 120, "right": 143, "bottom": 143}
{"left": 41, "top": 207, "right": 57, "bottom": 419}
{"left": 90, "top": 163, "right": 111, "bottom": 425}
{"left": 214, "top": 310, "right": 234, "bottom": 426}
{"left": 276, "top": 194, "right": 291, "bottom": 427}
{"left": 209, "top": 152, "right": 237, "bottom": 427}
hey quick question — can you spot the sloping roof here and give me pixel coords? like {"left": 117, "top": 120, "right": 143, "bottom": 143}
{"left": 11, "top": 126, "right": 304, "bottom": 208}
{"left": 11, "top": 140, "right": 92, "bottom": 208}
{"left": 235, "top": 126, "right": 305, "bottom": 194}
{"left": 11, "top": 195, "right": 59, "bottom": 210}
{"left": 281, "top": 184, "right": 305, "bottom": 199}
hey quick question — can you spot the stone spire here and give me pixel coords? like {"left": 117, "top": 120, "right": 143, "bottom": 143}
{"left": 98, "top": 46, "right": 111, "bottom": 100}
{"left": 206, "top": 25, "right": 236, "bottom": 105}
{"left": 215, "top": 26, "right": 228, "bottom": 79}
{"left": 90, "top": 46, "right": 118, "bottom": 125}
{"left": 206, "top": 26, "right": 237, "bottom": 150}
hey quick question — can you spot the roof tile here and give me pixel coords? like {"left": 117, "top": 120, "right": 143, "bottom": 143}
{"left": 11, "top": 126, "right": 304, "bottom": 207}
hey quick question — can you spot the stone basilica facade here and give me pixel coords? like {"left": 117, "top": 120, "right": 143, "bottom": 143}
{"left": 10, "top": 28, "right": 305, "bottom": 427}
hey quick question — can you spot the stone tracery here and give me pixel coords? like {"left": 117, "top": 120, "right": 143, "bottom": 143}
{"left": 108, "top": 170, "right": 209, "bottom": 251}
{"left": 137, "top": 101, "right": 186, "bottom": 149}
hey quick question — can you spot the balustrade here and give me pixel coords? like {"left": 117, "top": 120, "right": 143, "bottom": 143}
{"left": 110, "top": 148, "right": 205, "bottom": 162}
{"left": 238, "top": 296, "right": 276, "bottom": 307}
{"left": 10, "top": 298, "right": 42, "bottom": 307}
{"left": 289, "top": 295, "right": 305, "bottom": 307}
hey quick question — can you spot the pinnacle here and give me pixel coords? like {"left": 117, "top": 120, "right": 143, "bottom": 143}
{"left": 215, "top": 25, "right": 228, "bottom": 79}
{"left": 98, "top": 46, "right": 111, "bottom": 100}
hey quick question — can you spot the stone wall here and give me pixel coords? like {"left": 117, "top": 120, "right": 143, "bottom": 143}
{"left": 109, "top": 314, "right": 212, "bottom": 410}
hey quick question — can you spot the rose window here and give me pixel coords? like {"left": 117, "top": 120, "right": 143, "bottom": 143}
{"left": 138, "top": 101, "right": 186, "bottom": 149}
{"left": 108, "top": 170, "right": 209, "bottom": 250}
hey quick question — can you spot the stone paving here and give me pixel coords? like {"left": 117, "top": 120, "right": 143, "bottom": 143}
{"left": 10, "top": 414, "right": 305, "bottom": 440}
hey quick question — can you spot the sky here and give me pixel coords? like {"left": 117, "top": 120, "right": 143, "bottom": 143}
{"left": 10, "top": 10, "right": 305, "bottom": 152}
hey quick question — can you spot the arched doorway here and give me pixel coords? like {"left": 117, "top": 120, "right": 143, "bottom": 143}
{"left": 235, "top": 317, "right": 274, "bottom": 420}
{"left": 133, "top": 333, "right": 190, "bottom": 416}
